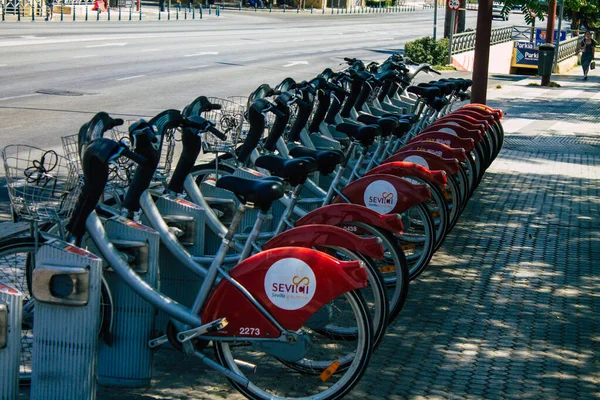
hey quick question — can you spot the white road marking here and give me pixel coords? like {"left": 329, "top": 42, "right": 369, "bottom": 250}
{"left": 72, "top": 55, "right": 97, "bottom": 59}
{"left": 0, "top": 93, "right": 42, "bottom": 102}
{"left": 186, "top": 64, "right": 210, "bottom": 69}
{"left": 0, "top": 64, "right": 7, "bottom": 67}
{"left": 116, "top": 75, "right": 146, "bottom": 81}
{"left": 283, "top": 61, "right": 309, "bottom": 67}
{"left": 184, "top": 52, "right": 219, "bottom": 57}
{"left": 500, "top": 118, "right": 535, "bottom": 134}
{"left": 240, "top": 57, "right": 259, "bottom": 61}
{"left": 141, "top": 48, "right": 161, "bottom": 52}
{"left": 85, "top": 43, "right": 128, "bottom": 48}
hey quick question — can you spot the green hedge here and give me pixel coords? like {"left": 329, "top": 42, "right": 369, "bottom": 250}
{"left": 404, "top": 36, "right": 450, "bottom": 66}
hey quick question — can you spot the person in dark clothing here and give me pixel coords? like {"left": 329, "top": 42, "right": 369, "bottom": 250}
{"left": 579, "top": 31, "right": 597, "bottom": 80}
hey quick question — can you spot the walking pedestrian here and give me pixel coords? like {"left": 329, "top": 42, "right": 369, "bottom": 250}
{"left": 579, "top": 31, "right": 597, "bottom": 80}
{"left": 45, "top": 0, "right": 54, "bottom": 20}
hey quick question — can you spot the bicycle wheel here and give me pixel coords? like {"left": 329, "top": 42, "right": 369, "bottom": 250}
{"left": 343, "top": 222, "right": 409, "bottom": 323}
{"left": 214, "top": 289, "right": 373, "bottom": 400}
{"left": 394, "top": 203, "right": 436, "bottom": 281}
{"left": 0, "top": 236, "right": 36, "bottom": 383}
{"left": 318, "top": 247, "right": 388, "bottom": 349}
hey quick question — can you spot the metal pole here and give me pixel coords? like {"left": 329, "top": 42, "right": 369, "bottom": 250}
{"left": 448, "top": 9, "right": 455, "bottom": 63}
{"left": 471, "top": 0, "right": 493, "bottom": 104}
{"left": 553, "top": 0, "right": 564, "bottom": 72}
{"left": 541, "top": 0, "right": 557, "bottom": 86}
{"left": 433, "top": 0, "right": 438, "bottom": 39}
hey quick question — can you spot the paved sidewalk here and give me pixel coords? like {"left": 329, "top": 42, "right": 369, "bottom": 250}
{"left": 13, "top": 71, "right": 600, "bottom": 399}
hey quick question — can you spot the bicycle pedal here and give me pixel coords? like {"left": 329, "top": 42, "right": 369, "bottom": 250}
{"left": 177, "top": 318, "right": 228, "bottom": 343}
{"left": 148, "top": 334, "right": 169, "bottom": 349}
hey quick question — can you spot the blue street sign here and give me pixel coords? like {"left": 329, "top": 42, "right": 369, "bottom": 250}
{"left": 535, "top": 28, "right": 567, "bottom": 48}
{"left": 513, "top": 41, "right": 538, "bottom": 68}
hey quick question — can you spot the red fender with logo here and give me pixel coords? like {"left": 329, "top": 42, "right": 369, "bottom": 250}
{"left": 460, "top": 103, "right": 503, "bottom": 120}
{"left": 295, "top": 203, "right": 404, "bottom": 234}
{"left": 331, "top": 173, "right": 431, "bottom": 214}
{"left": 423, "top": 122, "right": 484, "bottom": 142}
{"left": 399, "top": 141, "right": 467, "bottom": 162}
{"left": 409, "top": 131, "right": 475, "bottom": 152}
{"left": 201, "top": 247, "right": 367, "bottom": 338}
{"left": 435, "top": 114, "right": 490, "bottom": 130}
{"left": 365, "top": 161, "right": 447, "bottom": 189}
{"left": 383, "top": 150, "right": 460, "bottom": 176}
{"left": 262, "top": 224, "right": 384, "bottom": 260}
{"left": 440, "top": 112, "right": 494, "bottom": 129}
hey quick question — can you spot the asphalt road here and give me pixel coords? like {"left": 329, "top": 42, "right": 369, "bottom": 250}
{"left": 0, "top": 10, "right": 519, "bottom": 155}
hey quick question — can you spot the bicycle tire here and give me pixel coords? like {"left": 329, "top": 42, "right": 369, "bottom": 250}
{"left": 317, "top": 247, "right": 389, "bottom": 349}
{"left": 393, "top": 203, "right": 436, "bottom": 281}
{"left": 0, "top": 236, "right": 36, "bottom": 383}
{"left": 214, "top": 289, "right": 373, "bottom": 400}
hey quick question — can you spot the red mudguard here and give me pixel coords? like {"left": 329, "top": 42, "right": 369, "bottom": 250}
{"left": 295, "top": 203, "right": 404, "bottom": 234}
{"left": 409, "top": 131, "right": 475, "bottom": 152}
{"left": 332, "top": 173, "right": 430, "bottom": 214}
{"left": 262, "top": 224, "right": 384, "bottom": 260}
{"left": 460, "top": 104, "right": 504, "bottom": 120}
{"left": 364, "top": 161, "right": 447, "bottom": 189}
{"left": 383, "top": 150, "right": 461, "bottom": 176}
{"left": 201, "top": 247, "right": 367, "bottom": 338}
{"left": 399, "top": 141, "right": 467, "bottom": 162}
{"left": 422, "top": 122, "right": 484, "bottom": 142}
{"left": 438, "top": 114, "right": 492, "bottom": 131}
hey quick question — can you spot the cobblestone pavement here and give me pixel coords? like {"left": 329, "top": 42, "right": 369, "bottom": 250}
{"left": 12, "top": 74, "right": 600, "bottom": 399}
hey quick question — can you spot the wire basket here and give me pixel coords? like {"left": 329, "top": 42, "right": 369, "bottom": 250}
{"left": 201, "top": 97, "right": 247, "bottom": 153}
{"left": 2, "top": 145, "right": 82, "bottom": 222}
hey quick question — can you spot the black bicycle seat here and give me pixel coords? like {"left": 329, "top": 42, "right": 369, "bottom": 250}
{"left": 407, "top": 86, "right": 441, "bottom": 102}
{"left": 216, "top": 176, "right": 284, "bottom": 212}
{"left": 357, "top": 113, "right": 399, "bottom": 137}
{"left": 429, "top": 97, "right": 449, "bottom": 111}
{"left": 335, "top": 123, "right": 381, "bottom": 146}
{"left": 392, "top": 119, "right": 413, "bottom": 138}
{"left": 255, "top": 155, "right": 317, "bottom": 186}
{"left": 288, "top": 147, "right": 345, "bottom": 175}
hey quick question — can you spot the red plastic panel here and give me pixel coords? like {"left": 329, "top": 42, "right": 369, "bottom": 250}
{"left": 332, "top": 173, "right": 431, "bottom": 214}
{"left": 262, "top": 224, "right": 384, "bottom": 260}
{"left": 422, "top": 122, "right": 484, "bottom": 142}
{"left": 383, "top": 150, "right": 460, "bottom": 175}
{"left": 295, "top": 203, "right": 404, "bottom": 234}
{"left": 201, "top": 247, "right": 368, "bottom": 336}
{"left": 402, "top": 141, "right": 467, "bottom": 162}
{"left": 365, "top": 161, "right": 447, "bottom": 188}
{"left": 409, "top": 131, "right": 475, "bottom": 152}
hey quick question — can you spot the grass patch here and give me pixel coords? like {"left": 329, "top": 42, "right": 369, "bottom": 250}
{"left": 527, "top": 81, "right": 561, "bottom": 87}
{"left": 432, "top": 64, "right": 457, "bottom": 71}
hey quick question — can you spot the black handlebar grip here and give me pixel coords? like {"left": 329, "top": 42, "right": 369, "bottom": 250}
{"left": 207, "top": 125, "right": 227, "bottom": 141}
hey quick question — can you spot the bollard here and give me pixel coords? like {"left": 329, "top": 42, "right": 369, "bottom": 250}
{"left": 322, "top": 5, "right": 324, "bottom": 13}
{"left": 17, "top": 4, "right": 20, "bottom": 21}
{"left": 60, "top": 4, "right": 63, "bottom": 20}
{"left": 85, "top": 5, "right": 88, "bottom": 20}
{"left": 107, "top": 7, "right": 110, "bottom": 20}
{"left": 239, "top": 0, "right": 241, "bottom": 10}
{"left": 139, "top": 5, "right": 142, "bottom": 20}
{"left": 92, "top": 217, "right": 159, "bottom": 387}
{"left": 283, "top": 3, "right": 285, "bottom": 12}
{"left": 176, "top": 8, "right": 179, "bottom": 19}
{"left": 199, "top": 5, "right": 202, "bottom": 18}
{"left": 216, "top": 4, "right": 219, "bottom": 16}
{"left": 0, "top": 282, "right": 22, "bottom": 400}
{"left": 184, "top": 7, "right": 187, "bottom": 18}
{"left": 129, "top": 6, "right": 132, "bottom": 20}
{"left": 192, "top": 6, "right": 195, "bottom": 18}
{"left": 97, "top": 9, "right": 100, "bottom": 20}
{"left": 297, "top": 4, "right": 299, "bottom": 12}
{"left": 208, "top": 4, "right": 211, "bottom": 14}
{"left": 30, "top": 241, "right": 102, "bottom": 400}
{"left": 31, "top": 0, "right": 35, "bottom": 21}
{"left": 270, "top": 3, "right": 272, "bottom": 11}
{"left": 2, "top": 4, "right": 5, "bottom": 22}
{"left": 310, "top": 5, "right": 312, "bottom": 13}
{"left": 167, "top": 6, "right": 170, "bottom": 19}
{"left": 73, "top": 6, "right": 76, "bottom": 20}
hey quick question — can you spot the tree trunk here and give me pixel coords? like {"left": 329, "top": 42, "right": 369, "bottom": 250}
{"left": 444, "top": 8, "right": 452, "bottom": 37}
{"left": 571, "top": 11, "right": 580, "bottom": 37}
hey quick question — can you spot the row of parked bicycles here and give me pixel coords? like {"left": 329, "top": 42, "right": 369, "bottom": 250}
{"left": 0, "top": 53, "right": 503, "bottom": 399}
